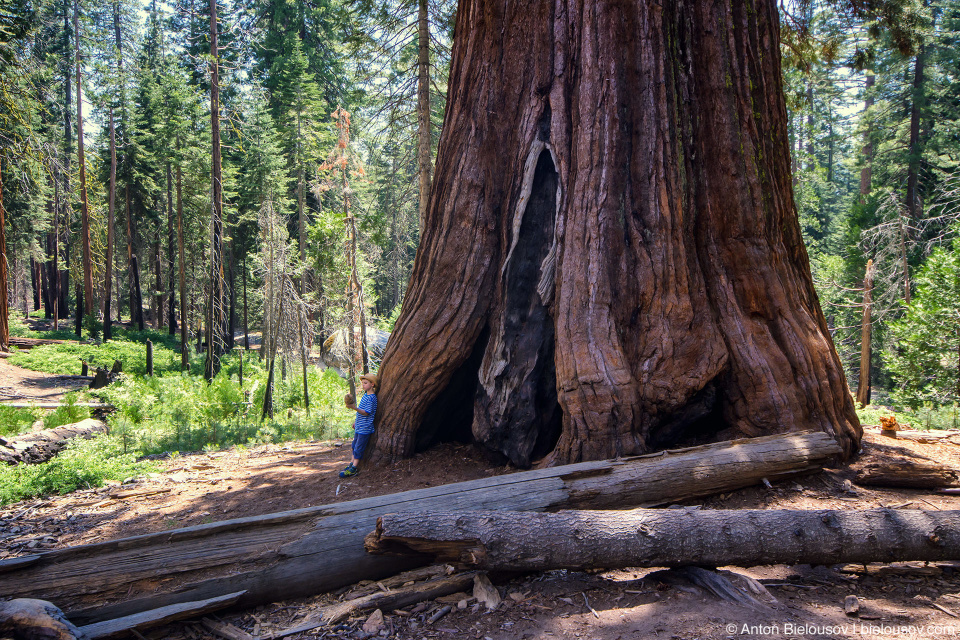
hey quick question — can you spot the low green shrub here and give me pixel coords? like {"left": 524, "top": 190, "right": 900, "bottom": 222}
{"left": 0, "top": 405, "right": 43, "bottom": 438}
{"left": 43, "top": 393, "right": 92, "bottom": 430}
{"left": 0, "top": 434, "right": 158, "bottom": 505}
{"left": 94, "top": 354, "right": 355, "bottom": 455}
{"left": 9, "top": 338, "right": 181, "bottom": 376}
{"left": 856, "top": 401, "right": 960, "bottom": 431}
{"left": 6, "top": 314, "right": 77, "bottom": 341}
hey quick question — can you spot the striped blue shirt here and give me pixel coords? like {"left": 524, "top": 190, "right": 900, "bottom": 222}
{"left": 355, "top": 393, "right": 377, "bottom": 434}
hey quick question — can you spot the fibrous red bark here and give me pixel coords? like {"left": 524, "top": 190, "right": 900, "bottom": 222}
{"left": 374, "top": 0, "right": 861, "bottom": 467}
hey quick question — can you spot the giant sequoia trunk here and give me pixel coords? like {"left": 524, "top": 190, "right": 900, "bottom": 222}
{"left": 374, "top": 0, "right": 861, "bottom": 467}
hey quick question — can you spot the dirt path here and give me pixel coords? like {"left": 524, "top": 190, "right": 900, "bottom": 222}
{"left": 0, "top": 358, "right": 89, "bottom": 403}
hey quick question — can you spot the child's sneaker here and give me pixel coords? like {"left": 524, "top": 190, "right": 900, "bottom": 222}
{"left": 339, "top": 465, "right": 358, "bottom": 478}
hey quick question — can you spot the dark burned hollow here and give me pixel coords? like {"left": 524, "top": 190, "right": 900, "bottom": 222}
{"left": 414, "top": 148, "right": 729, "bottom": 463}
{"left": 416, "top": 150, "right": 562, "bottom": 466}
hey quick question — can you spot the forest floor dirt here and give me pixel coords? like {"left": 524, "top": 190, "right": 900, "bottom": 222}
{"left": 5, "top": 358, "right": 960, "bottom": 639}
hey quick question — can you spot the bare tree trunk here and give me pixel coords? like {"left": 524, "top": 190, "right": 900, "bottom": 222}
{"left": 104, "top": 110, "right": 116, "bottom": 341}
{"left": 0, "top": 156, "right": 9, "bottom": 351}
{"left": 167, "top": 162, "right": 175, "bottom": 334}
{"left": 205, "top": 0, "right": 226, "bottom": 381}
{"left": 242, "top": 254, "right": 249, "bottom": 350}
{"left": 859, "top": 72, "right": 874, "bottom": 202}
{"left": 51, "top": 178, "right": 60, "bottom": 330}
{"left": 127, "top": 186, "right": 144, "bottom": 330}
{"left": 44, "top": 195, "right": 57, "bottom": 322}
{"left": 177, "top": 143, "right": 188, "bottom": 370}
{"left": 30, "top": 258, "right": 40, "bottom": 311}
{"left": 856, "top": 259, "right": 873, "bottom": 406}
{"left": 906, "top": 44, "right": 926, "bottom": 220}
{"left": 368, "top": 509, "right": 960, "bottom": 572}
{"left": 416, "top": 0, "right": 431, "bottom": 231}
{"left": 899, "top": 214, "right": 911, "bottom": 305}
{"left": 373, "top": 0, "right": 861, "bottom": 467}
{"left": 336, "top": 109, "right": 359, "bottom": 398}
{"left": 153, "top": 240, "right": 161, "bottom": 329}
{"left": 74, "top": 0, "right": 93, "bottom": 322}
{"left": 60, "top": 0, "right": 71, "bottom": 333}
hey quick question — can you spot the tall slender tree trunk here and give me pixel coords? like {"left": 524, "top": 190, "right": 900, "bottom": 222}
{"left": 856, "top": 259, "right": 874, "bottom": 407}
{"left": 74, "top": 0, "right": 93, "bottom": 321}
{"left": 29, "top": 258, "right": 39, "bottom": 311}
{"left": 206, "top": 0, "right": 227, "bottom": 380}
{"left": 336, "top": 109, "right": 359, "bottom": 398}
{"left": 899, "top": 214, "right": 911, "bottom": 305}
{"left": 51, "top": 178, "right": 60, "bottom": 330}
{"left": 859, "top": 72, "right": 874, "bottom": 202}
{"left": 297, "top": 125, "right": 307, "bottom": 300}
{"left": 44, "top": 194, "right": 58, "bottom": 324}
{"left": 228, "top": 242, "right": 235, "bottom": 350}
{"left": 104, "top": 110, "right": 116, "bottom": 341}
{"left": 373, "top": 0, "right": 861, "bottom": 467}
{"left": 153, "top": 241, "right": 161, "bottom": 329}
{"left": 0, "top": 157, "right": 9, "bottom": 351}
{"left": 177, "top": 151, "right": 188, "bottom": 370}
{"left": 167, "top": 162, "right": 175, "bottom": 334}
{"left": 243, "top": 254, "right": 249, "bottom": 350}
{"left": 906, "top": 44, "right": 926, "bottom": 220}
{"left": 126, "top": 186, "right": 143, "bottom": 329}
{"left": 416, "top": 0, "right": 432, "bottom": 231}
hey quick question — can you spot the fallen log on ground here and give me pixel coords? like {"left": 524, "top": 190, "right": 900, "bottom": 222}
{"left": 0, "top": 402, "right": 111, "bottom": 409}
{"left": 0, "top": 418, "right": 108, "bottom": 465}
{"left": 366, "top": 508, "right": 960, "bottom": 570}
{"left": 855, "top": 459, "right": 960, "bottom": 489}
{"left": 9, "top": 336, "right": 72, "bottom": 350}
{"left": 0, "top": 430, "right": 840, "bottom": 625}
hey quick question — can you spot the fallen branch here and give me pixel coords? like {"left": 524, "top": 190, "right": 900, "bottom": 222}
{"left": 855, "top": 459, "right": 960, "bottom": 489}
{"left": 366, "top": 509, "right": 960, "bottom": 570}
{"left": 201, "top": 617, "right": 256, "bottom": 640}
{"left": 0, "top": 431, "right": 840, "bottom": 624}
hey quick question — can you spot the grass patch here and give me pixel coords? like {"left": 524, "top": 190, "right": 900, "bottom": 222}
{"left": 0, "top": 434, "right": 159, "bottom": 505}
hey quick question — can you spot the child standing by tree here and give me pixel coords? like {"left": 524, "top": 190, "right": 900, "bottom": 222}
{"left": 340, "top": 373, "right": 378, "bottom": 477}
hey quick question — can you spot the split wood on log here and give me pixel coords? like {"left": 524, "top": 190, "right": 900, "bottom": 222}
{"left": 0, "top": 418, "right": 108, "bottom": 465}
{"left": 0, "top": 598, "right": 89, "bottom": 640}
{"left": 365, "top": 509, "right": 960, "bottom": 571}
{"left": 0, "top": 431, "right": 839, "bottom": 625}
{"left": 76, "top": 591, "right": 246, "bottom": 640}
{"left": 270, "top": 570, "right": 478, "bottom": 638}
{"left": 855, "top": 459, "right": 960, "bottom": 489}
